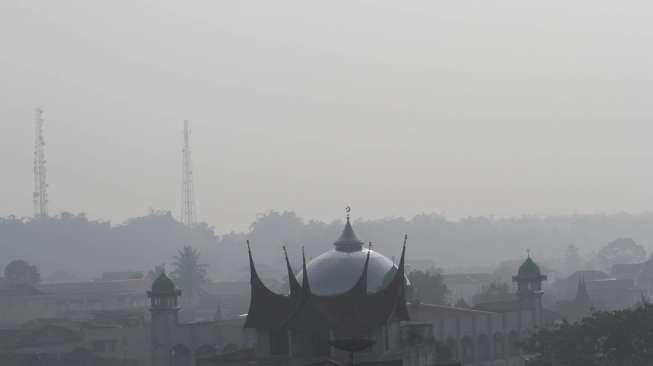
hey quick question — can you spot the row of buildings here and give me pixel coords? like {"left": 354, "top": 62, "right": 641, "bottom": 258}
{"left": 151, "top": 218, "right": 553, "bottom": 366}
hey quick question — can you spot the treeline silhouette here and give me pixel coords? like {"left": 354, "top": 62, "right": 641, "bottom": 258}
{"left": 3, "top": 210, "right": 653, "bottom": 282}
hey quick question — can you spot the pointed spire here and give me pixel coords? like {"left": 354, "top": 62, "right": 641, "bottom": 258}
{"left": 246, "top": 240, "right": 268, "bottom": 290}
{"left": 334, "top": 213, "right": 364, "bottom": 252}
{"left": 575, "top": 274, "right": 591, "bottom": 305}
{"left": 246, "top": 240, "right": 254, "bottom": 273}
{"left": 283, "top": 245, "right": 302, "bottom": 296}
{"left": 397, "top": 234, "right": 407, "bottom": 275}
{"left": 392, "top": 234, "right": 410, "bottom": 320}
{"left": 246, "top": 240, "right": 263, "bottom": 286}
{"left": 382, "top": 235, "right": 407, "bottom": 292}
{"left": 301, "top": 246, "right": 311, "bottom": 295}
{"left": 359, "top": 242, "right": 372, "bottom": 293}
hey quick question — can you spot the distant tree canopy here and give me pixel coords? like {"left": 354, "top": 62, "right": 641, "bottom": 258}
{"left": 523, "top": 303, "right": 653, "bottom": 366}
{"left": 406, "top": 269, "right": 449, "bottom": 305}
{"left": 595, "top": 238, "right": 646, "bottom": 270}
{"left": 0, "top": 211, "right": 220, "bottom": 281}
{"left": 4, "top": 210, "right": 653, "bottom": 282}
{"left": 492, "top": 259, "right": 526, "bottom": 284}
{"left": 472, "top": 282, "right": 512, "bottom": 305}
{"left": 4, "top": 259, "right": 40, "bottom": 286}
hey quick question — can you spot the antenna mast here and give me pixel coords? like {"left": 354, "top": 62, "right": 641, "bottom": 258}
{"left": 181, "top": 120, "right": 197, "bottom": 226}
{"left": 33, "top": 108, "right": 48, "bottom": 217}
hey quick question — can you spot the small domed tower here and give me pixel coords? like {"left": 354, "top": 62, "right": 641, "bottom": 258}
{"left": 513, "top": 255, "right": 547, "bottom": 325}
{"left": 148, "top": 272, "right": 181, "bottom": 366}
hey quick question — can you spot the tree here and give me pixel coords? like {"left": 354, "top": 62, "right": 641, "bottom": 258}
{"left": 171, "top": 246, "right": 208, "bottom": 300}
{"left": 147, "top": 264, "right": 166, "bottom": 281}
{"left": 472, "top": 282, "right": 512, "bottom": 305}
{"left": 595, "top": 238, "right": 646, "bottom": 270}
{"left": 4, "top": 260, "right": 40, "bottom": 286}
{"left": 492, "top": 259, "right": 524, "bottom": 284}
{"left": 523, "top": 303, "right": 653, "bottom": 366}
{"left": 406, "top": 269, "right": 449, "bottom": 305}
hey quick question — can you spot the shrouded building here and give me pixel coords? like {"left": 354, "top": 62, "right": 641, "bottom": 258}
{"left": 148, "top": 273, "right": 249, "bottom": 366}
{"left": 194, "top": 216, "right": 554, "bottom": 366}
{"left": 244, "top": 216, "right": 413, "bottom": 364}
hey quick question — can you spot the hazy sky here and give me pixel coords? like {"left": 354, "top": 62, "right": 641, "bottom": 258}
{"left": 1, "top": 1, "right": 653, "bottom": 232}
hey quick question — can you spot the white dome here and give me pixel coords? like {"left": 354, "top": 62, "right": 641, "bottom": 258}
{"left": 301, "top": 247, "right": 396, "bottom": 296}
{"left": 295, "top": 217, "right": 403, "bottom": 296}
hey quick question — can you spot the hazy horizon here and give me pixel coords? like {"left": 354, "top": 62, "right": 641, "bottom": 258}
{"left": 2, "top": 1, "right": 653, "bottom": 232}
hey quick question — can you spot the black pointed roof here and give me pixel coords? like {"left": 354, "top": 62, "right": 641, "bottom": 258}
{"left": 301, "top": 247, "right": 311, "bottom": 296}
{"left": 283, "top": 246, "right": 302, "bottom": 297}
{"left": 244, "top": 235, "right": 409, "bottom": 336}
{"left": 334, "top": 216, "right": 364, "bottom": 252}
{"left": 282, "top": 240, "right": 407, "bottom": 336}
{"left": 244, "top": 241, "right": 296, "bottom": 329}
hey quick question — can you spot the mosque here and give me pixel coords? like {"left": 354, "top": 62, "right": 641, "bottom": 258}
{"left": 149, "top": 216, "right": 552, "bottom": 366}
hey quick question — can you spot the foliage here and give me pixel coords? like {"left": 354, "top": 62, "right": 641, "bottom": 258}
{"left": 492, "top": 259, "right": 526, "bottom": 284}
{"left": 523, "top": 303, "right": 653, "bottom": 366}
{"left": 406, "top": 269, "right": 449, "bottom": 305}
{"left": 147, "top": 264, "right": 166, "bottom": 281}
{"left": 171, "top": 246, "right": 208, "bottom": 299}
{"left": 595, "top": 238, "right": 646, "bottom": 270}
{"left": 5, "top": 211, "right": 653, "bottom": 282}
{"left": 472, "top": 281, "right": 512, "bottom": 305}
{"left": 0, "top": 211, "right": 219, "bottom": 280}
{"left": 4, "top": 259, "right": 40, "bottom": 285}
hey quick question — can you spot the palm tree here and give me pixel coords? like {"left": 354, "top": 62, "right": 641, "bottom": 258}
{"left": 171, "top": 246, "right": 208, "bottom": 301}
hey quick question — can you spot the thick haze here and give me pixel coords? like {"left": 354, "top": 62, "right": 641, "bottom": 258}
{"left": 1, "top": 1, "right": 653, "bottom": 231}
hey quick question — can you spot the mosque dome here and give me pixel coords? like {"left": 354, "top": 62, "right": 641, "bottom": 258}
{"left": 151, "top": 272, "right": 176, "bottom": 293}
{"left": 517, "top": 257, "right": 542, "bottom": 278}
{"left": 298, "top": 217, "right": 399, "bottom": 296}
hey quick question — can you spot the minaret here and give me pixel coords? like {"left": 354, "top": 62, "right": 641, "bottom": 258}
{"left": 180, "top": 120, "right": 197, "bottom": 226}
{"left": 513, "top": 253, "right": 547, "bottom": 325}
{"left": 148, "top": 272, "right": 181, "bottom": 366}
{"left": 33, "top": 108, "right": 48, "bottom": 218}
